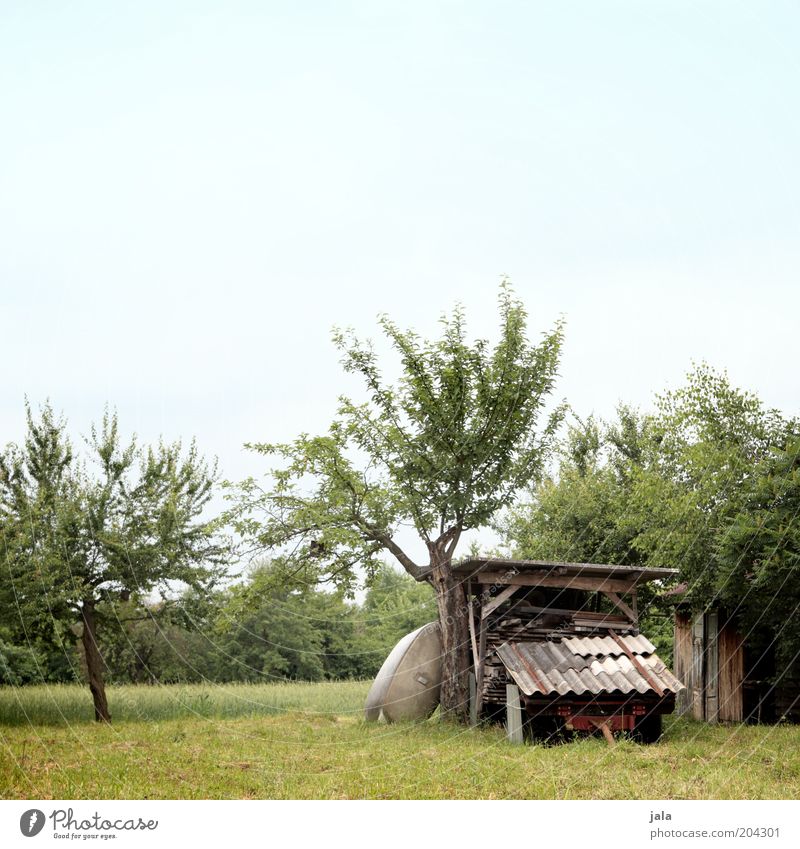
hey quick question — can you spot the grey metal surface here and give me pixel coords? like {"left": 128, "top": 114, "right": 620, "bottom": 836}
{"left": 496, "top": 638, "right": 684, "bottom": 698}
{"left": 364, "top": 621, "right": 443, "bottom": 722}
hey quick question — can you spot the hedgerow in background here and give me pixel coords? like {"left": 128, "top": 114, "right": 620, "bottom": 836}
{"left": 91, "top": 561, "right": 435, "bottom": 685}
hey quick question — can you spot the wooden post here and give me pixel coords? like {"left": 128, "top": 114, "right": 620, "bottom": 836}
{"left": 506, "top": 684, "right": 524, "bottom": 744}
{"left": 467, "top": 581, "right": 479, "bottom": 669}
{"left": 603, "top": 591, "right": 637, "bottom": 623}
{"left": 469, "top": 672, "right": 477, "bottom": 727}
{"left": 591, "top": 718, "right": 615, "bottom": 746}
{"left": 480, "top": 584, "right": 520, "bottom": 620}
{"left": 476, "top": 613, "right": 487, "bottom": 719}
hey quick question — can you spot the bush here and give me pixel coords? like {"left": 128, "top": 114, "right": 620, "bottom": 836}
{"left": 0, "top": 639, "right": 43, "bottom": 685}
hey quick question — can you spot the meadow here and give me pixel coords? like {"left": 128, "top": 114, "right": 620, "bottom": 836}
{"left": 1, "top": 681, "right": 799, "bottom": 800}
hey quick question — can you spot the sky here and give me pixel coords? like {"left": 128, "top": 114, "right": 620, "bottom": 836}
{"left": 2, "top": 1, "right": 799, "bottom": 565}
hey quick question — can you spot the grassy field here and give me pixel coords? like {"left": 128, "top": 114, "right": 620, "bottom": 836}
{"left": 0, "top": 680, "right": 370, "bottom": 726}
{"left": 1, "top": 681, "right": 799, "bottom": 799}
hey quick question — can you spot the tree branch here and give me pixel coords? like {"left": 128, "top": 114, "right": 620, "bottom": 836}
{"left": 370, "top": 529, "right": 429, "bottom": 581}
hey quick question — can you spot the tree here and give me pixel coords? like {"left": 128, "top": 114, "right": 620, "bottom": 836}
{"left": 0, "top": 403, "right": 227, "bottom": 721}
{"left": 501, "top": 366, "right": 795, "bottom": 665}
{"left": 626, "top": 364, "right": 790, "bottom": 602}
{"left": 228, "top": 285, "right": 564, "bottom": 720}
{"left": 501, "top": 414, "right": 640, "bottom": 567}
{"left": 0, "top": 639, "right": 42, "bottom": 685}
{"left": 213, "top": 563, "right": 341, "bottom": 682}
{"left": 718, "top": 432, "right": 800, "bottom": 682}
{"left": 499, "top": 411, "right": 675, "bottom": 659}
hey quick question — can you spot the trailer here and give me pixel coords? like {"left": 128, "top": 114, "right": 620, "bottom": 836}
{"left": 453, "top": 557, "right": 685, "bottom": 744}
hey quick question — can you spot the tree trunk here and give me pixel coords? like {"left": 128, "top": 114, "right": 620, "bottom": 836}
{"left": 430, "top": 557, "right": 471, "bottom": 723}
{"left": 81, "top": 599, "right": 111, "bottom": 722}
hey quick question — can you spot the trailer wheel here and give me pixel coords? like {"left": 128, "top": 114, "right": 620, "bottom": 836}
{"left": 632, "top": 712, "right": 663, "bottom": 744}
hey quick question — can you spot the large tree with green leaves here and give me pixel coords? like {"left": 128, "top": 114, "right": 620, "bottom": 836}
{"left": 501, "top": 412, "right": 643, "bottom": 567}
{"left": 500, "top": 408, "right": 676, "bottom": 657}
{"left": 0, "top": 404, "right": 227, "bottom": 721}
{"left": 717, "top": 432, "right": 800, "bottom": 687}
{"left": 626, "top": 364, "right": 790, "bottom": 603}
{"left": 502, "top": 365, "right": 797, "bottom": 669}
{"left": 229, "top": 285, "right": 564, "bottom": 720}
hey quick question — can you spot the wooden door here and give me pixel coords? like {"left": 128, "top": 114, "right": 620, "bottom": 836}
{"left": 718, "top": 623, "right": 744, "bottom": 722}
{"left": 705, "top": 610, "right": 719, "bottom": 723}
{"left": 673, "top": 610, "right": 693, "bottom": 716}
{"left": 691, "top": 612, "right": 705, "bottom": 720}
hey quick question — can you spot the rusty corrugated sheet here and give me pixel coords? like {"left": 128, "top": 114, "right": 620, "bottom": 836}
{"left": 496, "top": 638, "right": 684, "bottom": 698}
{"left": 562, "top": 634, "right": 655, "bottom": 656}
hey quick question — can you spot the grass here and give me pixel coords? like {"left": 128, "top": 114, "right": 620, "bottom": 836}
{"left": 1, "top": 681, "right": 799, "bottom": 799}
{"left": 0, "top": 680, "right": 370, "bottom": 726}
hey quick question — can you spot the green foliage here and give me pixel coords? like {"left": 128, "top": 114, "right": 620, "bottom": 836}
{"left": 1, "top": 403, "right": 227, "bottom": 628}
{"left": 0, "top": 403, "right": 228, "bottom": 710}
{"left": 501, "top": 364, "right": 798, "bottom": 671}
{"left": 227, "top": 283, "right": 565, "bottom": 591}
{"left": 94, "top": 599, "right": 214, "bottom": 685}
{"left": 0, "top": 619, "right": 80, "bottom": 685}
{"left": 214, "top": 581, "right": 335, "bottom": 683}
{"left": 500, "top": 411, "right": 670, "bottom": 646}
{"left": 209, "top": 561, "right": 436, "bottom": 682}
{"left": 627, "top": 364, "right": 790, "bottom": 602}
{"left": 502, "top": 416, "right": 639, "bottom": 566}
{"left": 0, "top": 640, "right": 42, "bottom": 685}
{"left": 718, "top": 433, "right": 800, "bottom": 671}
{"left": 88, "top": 561, "right": 436, "bottom": 686}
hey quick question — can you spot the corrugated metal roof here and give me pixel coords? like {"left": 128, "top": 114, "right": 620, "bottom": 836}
{"left": 562, "top": 634, "right": 655, "bottom": 656}
{"left": 452, "top": 557, "right": 678, "bottom": 581}
{"left": 496, "top": 638, "right": 684, "bottom": 698}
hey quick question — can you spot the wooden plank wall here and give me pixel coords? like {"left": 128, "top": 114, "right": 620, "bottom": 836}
{"left": 674, "top": 610, "right": 693, "bottom": 716}
{"left": 691, "top": 612, "right": 706, "bottom": 720}
{"left": 705, "top": 610, "right": 720, "bottom": 722}
{"left": 718, "top": 622, "right": 744, "bottom": 722}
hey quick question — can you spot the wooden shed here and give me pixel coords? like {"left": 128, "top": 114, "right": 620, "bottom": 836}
{"left": 453, "top": 557, "right": 684, "bottom": 743}
{"left": 671, "top": 591, "right": 800, "bottom": 724}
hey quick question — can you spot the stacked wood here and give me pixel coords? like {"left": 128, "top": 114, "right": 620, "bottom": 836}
{"left": 475, "top": 600, "right": 636, "bottom": 707}
{"left": 480, "top": 612, "right": 561, "bottom": 705}
{"left": 573, "top": 611, "right": 635, "bottom": 632}
{"left": 482, "top": 661, "right": 511, "bottom": 707}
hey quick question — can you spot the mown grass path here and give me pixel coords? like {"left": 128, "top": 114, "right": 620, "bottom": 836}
{"left": 1, "top": 682, "right": 798, "bottom": 799}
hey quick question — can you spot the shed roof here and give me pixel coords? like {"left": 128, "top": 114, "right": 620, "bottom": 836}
{"left": 496, "top": 635, "right": 684, "bottom": 698}
{"left": 453, "top": 557, "right": 678, "bottom": 583}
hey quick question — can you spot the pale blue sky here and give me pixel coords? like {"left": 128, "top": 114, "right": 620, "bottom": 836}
{"left": 2, "top": 2, "right": 799, "bottom": 554}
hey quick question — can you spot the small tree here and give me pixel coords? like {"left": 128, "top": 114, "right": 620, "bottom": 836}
{"left": 0, "top": 404, "right": 227, "bottom": 721}
{"left": 229, "top": 285, "right": 564, "bottom": 721}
